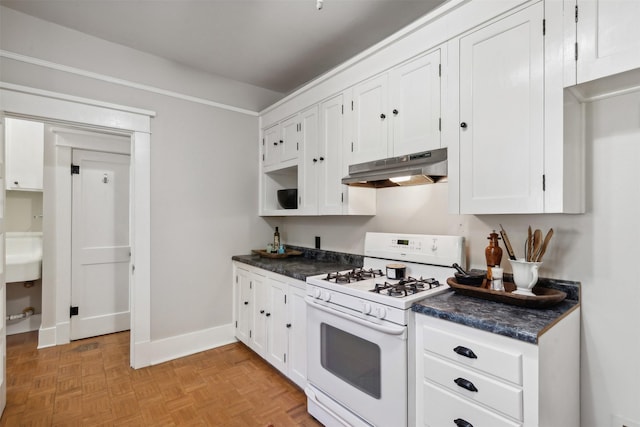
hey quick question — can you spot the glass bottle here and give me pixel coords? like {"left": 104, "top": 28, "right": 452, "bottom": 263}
{"left": 485, "top": 230, "right": 503, "bottom": 280}
{"left": 273, "top": 227, "right": 280, "bottom": 252}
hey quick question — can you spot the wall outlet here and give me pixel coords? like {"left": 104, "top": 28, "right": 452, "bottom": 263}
{"left": 613, "top": 415, "right": 640, "bottom": 427}
{"left": 315, "top": 236, "right": 321, "bottom": 249}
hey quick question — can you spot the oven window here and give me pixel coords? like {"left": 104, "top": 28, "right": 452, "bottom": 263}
{"left": 320, "top": 323, "right": 381, "bottom": 399}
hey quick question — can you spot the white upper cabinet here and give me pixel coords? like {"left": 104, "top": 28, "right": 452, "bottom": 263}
{"left": 5, "top": 118, "right": 44, "bottom": 191}
{"left": 350, "top": 74, "right": 390, "bottom": 164}
{"left": 317, "top": 95, "right": 345, "bottom": 215}
{"left": 456, "top": 3, "right": 545, "bottom": 214}
{"left": 575, "top": 0, "right": 640, "bottom": 84}
{"left": 262, "top": 114, "right": 300, "bottom": 169}
{"left": 389, "top": 49, "right": 442, "bottom": 156}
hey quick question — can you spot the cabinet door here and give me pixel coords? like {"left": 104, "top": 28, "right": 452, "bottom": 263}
{"left": 577, "top": 0, "right": 640, "bottom": 84}
{"left": 299, "top": 105, "right": 319, "bottom": 215}
{"left": 280, "top": 115, "right": 299, "bottom": 163}
{"left": 262, "top": 124, "right": 280, "bottom": 167}
{"left": 390, "top": 49, "right": 441, "bottom": 156}
{"left": 266, "top": 278, "right": 288, "bottom": 374}
{"left": 459, "top": 3, "right": 544, "bottom": 214}
{"left": 351, "top": 74, "right": 389, "bottom": 164}
{"left": 287, "top": 285, "right": 307, "bottom": 389}
{"left": 319, "top": 94, "right": 346, "bottom": 215}
{"left": 252, "top": 273, "right": 268, "bottom": 356}
{"left": 234, "top": 267, "right": 253, "bottom": 346}
{"left": 5, "top": 118, "right": 44, "bottom": 191}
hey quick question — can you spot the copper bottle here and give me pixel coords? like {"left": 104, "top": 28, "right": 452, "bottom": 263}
{"left": 485, "top": 231, "right": 503, "bottom": 280}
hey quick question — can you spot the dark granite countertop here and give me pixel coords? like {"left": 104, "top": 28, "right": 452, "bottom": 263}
{"left": 412, "top": 278, "right": 580, "bottom": 344}
{"left": 232, "top": 245, "right": 363, "bottom": 282}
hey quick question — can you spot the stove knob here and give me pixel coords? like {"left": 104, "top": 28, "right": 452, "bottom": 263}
{"left": 362, "top": 303, "right": 372, "bottom": 315}
{"left": 375, "top": 307, "right": 387, "bottom": 319}
{"left": 322, "top": 292, "right": 331, "bottom": 302}
{"left": 314, "top": 288, "right": 322, "bottom": 299}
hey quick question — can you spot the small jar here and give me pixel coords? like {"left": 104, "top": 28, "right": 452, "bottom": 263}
{"left": 491, "top": 267, "right": 504, "bottom": 291}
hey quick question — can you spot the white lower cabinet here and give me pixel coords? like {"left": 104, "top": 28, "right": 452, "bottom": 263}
{"left": 414, "top": 310, "right": 580, "bottom": 427}
{"left": 233, "top": 262, "right": 307, "bottom": 389}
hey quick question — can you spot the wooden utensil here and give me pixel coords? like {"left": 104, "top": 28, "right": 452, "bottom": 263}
{"left": 532, "top": 229, "right": 542, "bottom": 262}
{"left": 526, "top": 226, "right": 533, "bottom": 261}
{"left": 499, "top": 224, "right": 517, "bottom": 260}
{"left": 535, "top": 228, "right": 554, "bottom": 262}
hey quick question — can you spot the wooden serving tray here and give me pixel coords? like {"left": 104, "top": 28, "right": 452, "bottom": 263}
{"left": 251, "top": 249, "right": 303, "bottom": 259}
{"left": 446, "top": 277, "right": 567, "bottom": 309}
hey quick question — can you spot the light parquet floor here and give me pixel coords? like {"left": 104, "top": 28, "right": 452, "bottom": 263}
{"left": 1, "top": 331, "right": 323, "bottom": 427}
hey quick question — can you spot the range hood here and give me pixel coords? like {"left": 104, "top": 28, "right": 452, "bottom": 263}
{"left": 342, "top": 147, "right": 447, "bottom": 188}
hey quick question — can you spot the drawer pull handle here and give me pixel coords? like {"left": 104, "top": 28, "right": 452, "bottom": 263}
{"left": 454, "top": 377, "right": 478, "bottom": 392}
{"left": 454, "top": 418, "right": 474, "bottom": 427}
{"left": 453, "top": 346, "right": 477, "bottom": 359}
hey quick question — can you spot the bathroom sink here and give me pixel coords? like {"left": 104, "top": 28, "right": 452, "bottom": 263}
{"left": 6, "top": 232, "right": 42, "bottom": 283}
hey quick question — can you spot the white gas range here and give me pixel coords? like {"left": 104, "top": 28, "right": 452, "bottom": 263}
{"left": 305, "top": 232, "right": 465, "bottom": 427}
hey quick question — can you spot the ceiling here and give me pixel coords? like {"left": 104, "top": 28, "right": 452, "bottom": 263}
{"left": 1, "top": 0, "right": 448, "bottom": 94}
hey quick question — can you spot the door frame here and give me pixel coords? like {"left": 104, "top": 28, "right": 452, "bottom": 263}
{"left": 0, "top": 82, "right": 154, "bottom": 369}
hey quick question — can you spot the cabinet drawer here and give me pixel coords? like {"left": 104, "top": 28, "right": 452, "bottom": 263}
{"left": 423, "top": 353, "right": 523, "bottom": 420}
{"left": 422, "top": 381, "right": 522, "bottom": 427}
{"left": 422, "top": 324, "right": 522, "bottom": 384}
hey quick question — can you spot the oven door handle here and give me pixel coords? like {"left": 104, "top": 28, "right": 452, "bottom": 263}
{"left": 305, "top": 296, "right": 407, "bottom": 336}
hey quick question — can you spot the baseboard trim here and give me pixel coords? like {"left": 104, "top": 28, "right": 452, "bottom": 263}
{"left": 37, "top": 324, "right": 57, "bottom": 349}
{"left": 149, "top": 323, "right": 237, "bottom": 365}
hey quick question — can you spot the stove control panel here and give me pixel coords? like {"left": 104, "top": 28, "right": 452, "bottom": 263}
{"left": 364, "top": 232, "right": 465, "bottom": 267}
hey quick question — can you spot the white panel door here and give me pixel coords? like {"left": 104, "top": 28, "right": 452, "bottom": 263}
{"left": 299, "top": 105, "right": 319, "bottom": 215}
{"left": 252, "top": 273, "right": 268, "bottom": 357}
{"left": 351, "top": 74, "right": 389, "bottom": 164}
{"left": 287, "top": 285, "right": 307, "bottom": 389}
{"left": 234, "top": 266, "right": 252, "bottom": 346}
{"left": 577, "top": 0, "right": 640, "bottom": 84}
{"left": 266, "top": 278, "right": 287, "bottom": 375}
{"left": 0, "top": 116, "right": 7, "bottom": 417}
{"left": 459, "top": 2, "right": 544, "bottom": 214}
{"left": 262, "top": 124, "right": 280, "bottom": 167}
{"left": 280, "top": 115, "right": 299, "bottom": 163}
{"left": 5, "top": 118, "right": 44, "bottom": 191}
{"left": 70, "top": 149, "right": 130, "bottom": 340}
{"left": 390, "top": 49, "right": 442, "bottom": 156}
{"left": 319, "top": 94, "right": 345, "bottom": 215}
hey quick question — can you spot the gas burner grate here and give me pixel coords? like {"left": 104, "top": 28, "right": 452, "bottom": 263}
{"left": 325, "top": 268, "right": 384, "bottom": 284}
{"left": 370, "top": 276, "right": 441, "bottom": 297}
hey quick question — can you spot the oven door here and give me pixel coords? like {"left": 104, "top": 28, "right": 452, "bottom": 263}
{"left": 306, "top": 297, "right": 408, "bottom": 427}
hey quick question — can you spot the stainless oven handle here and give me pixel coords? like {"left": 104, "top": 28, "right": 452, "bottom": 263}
{"left": 305, "top": 296, "right": 406, "bottom": 336}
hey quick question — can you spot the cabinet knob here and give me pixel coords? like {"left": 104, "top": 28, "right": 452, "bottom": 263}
{"left": 243, "top": 301, "right": 249, "bottom": 305}
{"left": 319, "top": 157, "right": 325, "bottom": 161}
{"left": 260, "top": 310, "right": 265, "bottom": 314}
{"left": 265, "top": 313, "right": 271, "bottom": 317}
{"left": 286, "top": 323, "right": 292, "bottom": 328}
{"left": 460, "top": 122, "right": 468, "bottom": 128}
{"left": 273, "top": 142, "right": 278, "bottom": 146}
{"left": 392, "top": 109, "right": 399, "bottom": 116}
{"left": 13, "top": 181, "right": 19, "bottom": 185}
{"left": 313, "top": 158, "right": 318, "bottom": 163}
{"left": 279, "top": 140, "right": 284, "bottom": 144}
{"left": 380, "top": 113, "right": 386, "bottom": 119}
{"left": 454, "top": 419, "right": 474, "bottom": 427}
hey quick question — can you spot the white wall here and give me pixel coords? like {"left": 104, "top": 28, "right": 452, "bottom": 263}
{"left": 0, "top": 6, "right": 278, "bottom": 343}
{"left": 278, "top": 91, "right": 640, "bottom": 427}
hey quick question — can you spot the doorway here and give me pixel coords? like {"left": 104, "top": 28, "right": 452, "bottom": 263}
{"left": 1, "top": 82, "right": 153, "bottom": 370}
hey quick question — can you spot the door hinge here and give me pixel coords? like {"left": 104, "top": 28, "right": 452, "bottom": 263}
{"left": 284, "top": 295, "right": 287, "bottom": 304}
{"left": 542, "top": 174, "right": 546, "bottom": 191}
{"left": 284, "top": 353, "right": 287, "bottom": 363}
{"left": 297, "top": 142, "right": 299, "bottom": 151}
{"left": 236, "top": 275, "right": 238, "bottom": 284}
{"left": 575, "top": 42, "right": 578, "bottom": 61}
{"left": 262, "top": 154, "right": 265, "bottom": 161}
{"left": 262, "top": 138, "right": 265, "bottom": 146}
{"left": 250, "top": 281, "right": 252, "bottom": 289}
{"left": 341, "top": 193, "right": 344, "bottom": 203}
{"left": 542, "top": 19, "right": 546, "bottom": 36}
{"left": 132, "top": 264, "right": 135, "bottom": 274}
{"left": 235, "top": 320, "right": 237, "bottom": 328}
{"left": 249, "top": 330, "right": 252, "bottom": 338}
{"left": 351, "top": 142, "right": 354, "bottom": 152}
{"left": 70, "top": 306, "right": 79, "bottom": 317}
{"left": 575, "top": 4, "right": 579, "bottom": 23}
{"left": 439, "top": 63, "right": 442, "bottom": 77}
{"left": 71, "top": 164, "right": 80, "bottom": 175}
{"left": 341, "top": 105, "right": 344, "bottom": 114}
{"left": 438, "top": 118, "right": 442, "bottom": 132}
